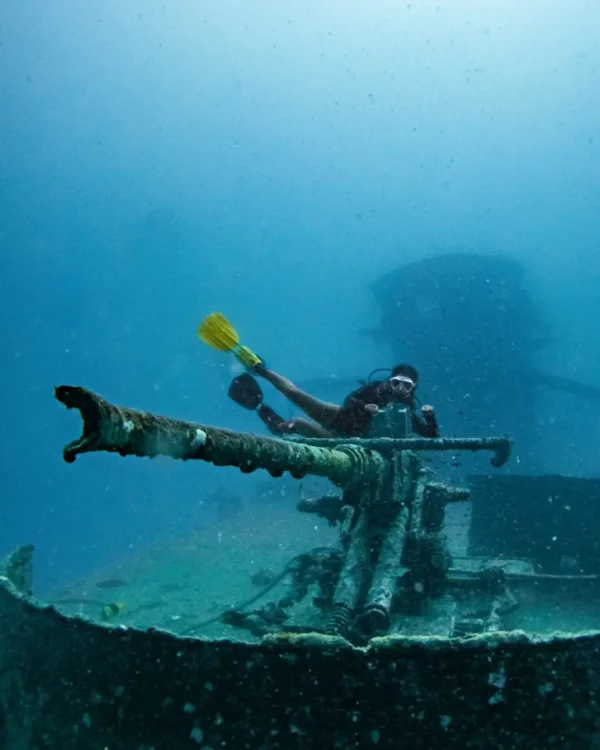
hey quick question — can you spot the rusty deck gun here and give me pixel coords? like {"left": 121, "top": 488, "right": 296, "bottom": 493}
{"left": 54, "top": 385, "right": 511, "bottom": 641}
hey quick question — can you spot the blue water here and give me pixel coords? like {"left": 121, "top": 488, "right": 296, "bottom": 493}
{"left": 1, "top": 1, "right": 599, "bottom": 593}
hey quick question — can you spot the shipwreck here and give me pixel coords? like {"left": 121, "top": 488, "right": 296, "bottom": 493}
{"left": 0, "top": 382, "right": 599, "bottom": 749}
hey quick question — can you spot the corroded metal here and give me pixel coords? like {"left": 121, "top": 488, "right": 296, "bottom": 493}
{"left": 326, "top": 507, "right": 371, "bottom": 635}
{"left": 360, "top": 453, "right": 418, "bottom": 634}
{"left": 1, "top": 383, "right": 596, "bottom": 747}
{"left": 54, "top": 385, "right": 387, "bottom": 486}
{"left": 54, "top": 385, "right": 511, "bottom": 645}
{"left": 422, "top": 482, "right": 471, "bottom": 532}
{"left": 1, "top": 576, "right": 600, "bottom": 749}
{"left": 290, "top": 434, "right": 512, "bottom": 467}
{"left": 0, "top": 544, "right": 34, "bottom": 596}
{"left": 325, "top": 453, "right": 465, "bottom": 639}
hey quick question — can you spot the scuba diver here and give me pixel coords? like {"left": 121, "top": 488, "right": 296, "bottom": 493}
{"left": 227, "top": 363, "right": 439, "bottom": 439}
{"left": 198, "top": 313, "right": 440, "bottom": 440}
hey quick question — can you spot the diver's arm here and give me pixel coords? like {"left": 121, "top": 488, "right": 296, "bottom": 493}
{"left": 411, "top": 405, "right": 440, "bottom": 438}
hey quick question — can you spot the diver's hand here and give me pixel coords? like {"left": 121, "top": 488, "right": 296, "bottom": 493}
{"left": 364, "top": 404, "right": 379, "bottom": 415}
{"left": 421, "top": 405, "right": 435, "bottom": 417}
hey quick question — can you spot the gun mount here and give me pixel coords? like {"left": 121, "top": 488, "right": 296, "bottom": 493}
{"left": 2, "top": 385, "right": 600, "bottom": 748}
{"left": 53, "top": 385, "right": 514, "bottom": 643}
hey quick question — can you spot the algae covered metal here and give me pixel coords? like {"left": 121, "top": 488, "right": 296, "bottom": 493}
{"left": 53, "top": 385, "right": 512, "bottom": 643}
{"left": 1, "top": 562, "right": 599, "bottom": 749}
{"left": 54, "top": 385, "right": 387, "bottom": 486}
{"left": 1, "top": 384, "right": 600, "bottom": 748}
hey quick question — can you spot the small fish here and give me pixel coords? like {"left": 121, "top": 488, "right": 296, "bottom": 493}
{"left": 100, "top": 601, "right": 126, "bottom": 621}
{"left": 95, "top": 577, "right": 127, "bottom": 589}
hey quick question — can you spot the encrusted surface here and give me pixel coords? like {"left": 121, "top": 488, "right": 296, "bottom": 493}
{"left": 1, "top": 580, "right": 600, "bottom": 749}
{"left": 54, "top": 385, "right": 386, "bottom": 486}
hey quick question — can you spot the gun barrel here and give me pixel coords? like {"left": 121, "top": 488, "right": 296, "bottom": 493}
{"left": 55, "top": 385, "right": 387, "bottom": 486}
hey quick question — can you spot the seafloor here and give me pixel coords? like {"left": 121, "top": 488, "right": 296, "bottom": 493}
{"left": 47, "top": 480, "right": 471, "bottom": 643}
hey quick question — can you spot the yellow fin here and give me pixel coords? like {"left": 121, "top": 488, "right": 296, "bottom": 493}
{"left": 198, "top": 313, "right": 263, "bottom": 369}
{"left": 197, "top": 312, "right": 239, "bottom": 352}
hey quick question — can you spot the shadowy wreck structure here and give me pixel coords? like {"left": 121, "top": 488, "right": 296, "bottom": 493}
{"left": 369, "top": 252, "right": 600, "bottom": 469}
{"left": 1, "top": 385, "right": 600, "bottom": 748}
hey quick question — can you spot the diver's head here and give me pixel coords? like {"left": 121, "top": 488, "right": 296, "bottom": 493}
{"left": 389, "top": 364, "right": 419, "bottom": 400}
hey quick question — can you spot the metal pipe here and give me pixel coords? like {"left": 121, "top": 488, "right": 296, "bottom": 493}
{"left": 326, "top": 509, "right": 371, "bottom": 636}
{"left": 360, "top": 453, "right": 418, "bottom": 634}
{"left": 360, "top": 503, "right": 411, "bottom": 634}
{"left": 55, "top": 385, "right": 387, "bottom": 486}
{"left": 422, "top": 483, "right": 471, "bottom": 533}
{"left": 289, "top": 435, "right": 512, "bottom": 467}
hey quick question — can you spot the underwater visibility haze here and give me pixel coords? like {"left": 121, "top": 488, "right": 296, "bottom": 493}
{"left": 2, "top": 0, "right": 599, "bottom": 592}
{"left": 2, "top": 4, "right": 600, "bottom": 738}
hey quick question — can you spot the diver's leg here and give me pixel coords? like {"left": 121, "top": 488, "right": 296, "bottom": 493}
{"left": 257, "top": 406, "right": 334, "bottom": 438}
{"left": 257, "top": 405, "right": 287, "bottom": 435}
{"left": 277, "top": 418, "right": 335, "bottom": 439}
{"left": 256, "top": 367, "right": 340, "bottom": 425}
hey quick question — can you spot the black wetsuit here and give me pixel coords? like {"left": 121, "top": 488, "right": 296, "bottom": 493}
{"left": 328, "top": 381, "right": 439, "bottom": 438}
